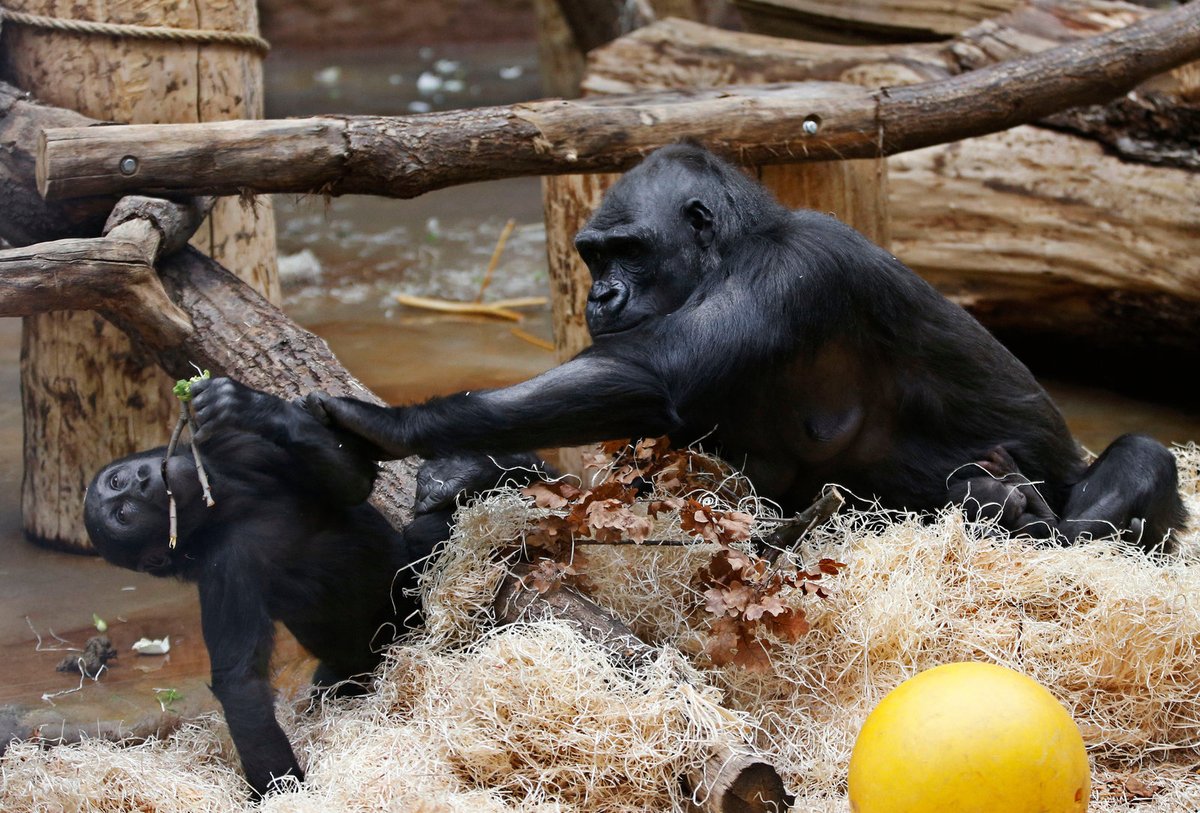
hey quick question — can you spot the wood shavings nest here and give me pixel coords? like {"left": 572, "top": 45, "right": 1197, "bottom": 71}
{"left": 3, "top": 444, "right": 1199, "bottom": 812}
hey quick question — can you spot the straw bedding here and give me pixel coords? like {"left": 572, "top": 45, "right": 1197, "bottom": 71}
{"left": 3, "top": 445, "right": 1198, "bottom": 812}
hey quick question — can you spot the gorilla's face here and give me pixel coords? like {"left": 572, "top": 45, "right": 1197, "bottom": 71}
{"left": 575, "top": 157, "right": 717, "bottom": 337}
{"left": 84, "top": 450, "right": 199, "bottom": 575}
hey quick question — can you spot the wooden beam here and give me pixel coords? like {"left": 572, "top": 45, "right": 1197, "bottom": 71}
{"left": 37, "top": 2, "right": 1200, "bottom": 200}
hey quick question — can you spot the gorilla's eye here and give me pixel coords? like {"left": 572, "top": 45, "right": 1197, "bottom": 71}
{"left": 607, "top": 235, "right": 645, "bottom": 261}
{"left": 109, "top": 472, "right": 122, "bottom": 490}
{"left": 115, "top": 504, "right": 130, "bottom": 525}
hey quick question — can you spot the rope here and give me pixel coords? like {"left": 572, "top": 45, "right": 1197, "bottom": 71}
{"left": 0, "top": 5, "right": 270, "bottom": 55}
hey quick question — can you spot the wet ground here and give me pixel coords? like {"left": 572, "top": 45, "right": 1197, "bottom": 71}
{"left": 2, "top": 42, "right": 1199, "bottom": 757}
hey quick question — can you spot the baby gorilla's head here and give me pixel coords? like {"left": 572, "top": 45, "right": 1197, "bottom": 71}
{"left": 84, "top": 448, "right": 199, "bottom": 575}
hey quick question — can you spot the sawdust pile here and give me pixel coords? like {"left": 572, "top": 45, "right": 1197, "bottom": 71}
{"left": 2, "top": 445, "right": 1198, "bottom": 812}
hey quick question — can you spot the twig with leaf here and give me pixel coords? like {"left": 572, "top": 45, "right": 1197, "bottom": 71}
{"left": 164, "top": 369, "right": 215, "bottom": 548}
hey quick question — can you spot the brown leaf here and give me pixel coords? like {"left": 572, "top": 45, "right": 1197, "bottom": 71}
{"left": 766, "top": 608, "right": 811, "bottom": 642}
{"left": 703, "top": 587, "right": 732, "bottom": 617}
{"left": 522, "top": 480, "right": 581, "bottom": 509}
{"left": 703, "top": 617, "right": 743, "bottom": 667}
{"left": 724, "top": 548, "right": 757, "bottom": 573}
{"left": 818, "top": 558, "right": 847, "bottom": 576}
{"left": 731, "top": 634, "right": 773, "bottom": 671}
{"left": 526, "top": 559, "right": 572, "bottom": 594}
{"left": 1121, "top": 775, "right": 1159, "bottom": 801}
{"left": 717, "top": 511, "right": 755, "bottom": 542}
{"left": 721, "top": 581, "right": 756, "bottom": 614}
{"left": 744, "top": 594, "right": 788, "bottom": 621}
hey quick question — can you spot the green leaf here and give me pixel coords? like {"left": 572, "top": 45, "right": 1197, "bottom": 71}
{"left": 173, "top": 369, "right": 211, "bottom": 402}
{"left": 92, "top": 613, "right": 107, "bottom": 633}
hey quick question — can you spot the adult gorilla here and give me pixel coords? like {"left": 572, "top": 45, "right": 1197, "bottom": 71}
{"left": 306, "top": 143, "right": 1185, "bottom": 553}
{"left": 84, "top": 377, "right": 537, "bottom": 797}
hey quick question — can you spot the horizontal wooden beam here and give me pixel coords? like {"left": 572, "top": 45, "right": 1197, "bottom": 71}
{"left": 37, "top": 1, "right": 1200, "bottom": 200}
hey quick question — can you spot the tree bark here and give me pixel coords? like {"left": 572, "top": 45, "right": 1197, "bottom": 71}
{"left": 1, "top": 0, "right": 280, "bottom": 551}
{"left": 36, "top": 1, "right": 1200, "bottom": 200}
{"left": 584, "top": 0, "right": 1199, "bottom": 168}
{"left": 0, "top": 82, "right": 114, "bottom": 243}
{"left": 889, "top": 125, "right": 1200, "bottom": 353}
{"left": 734, "top": 0, "right": 1022, "bottom": 43}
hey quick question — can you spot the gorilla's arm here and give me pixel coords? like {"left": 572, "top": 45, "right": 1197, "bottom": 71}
{"left": 198, "top": 539, "right": 302, "bottom": 797}
{"left": 306, "top": 353, "right": 683, "bottom": 460}
{"left": 305, "top": 271, "right": 789, "bottom": 462}
{"left": 191, "top": 377, "right": 377, "bottom": 505}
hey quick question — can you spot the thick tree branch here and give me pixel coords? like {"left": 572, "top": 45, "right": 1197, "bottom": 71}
{"left": 585, "top": 1, "right": 1199, "bottom": 169}
{"left": 37, "top": 1, "right": 1200, "bottom": 200}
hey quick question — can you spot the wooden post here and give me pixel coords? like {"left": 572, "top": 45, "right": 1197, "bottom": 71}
{"left": 0, "top": 0, "right": 279, "bottom": 551}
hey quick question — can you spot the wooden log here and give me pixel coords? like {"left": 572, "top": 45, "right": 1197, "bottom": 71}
{"left": 0, "top": 194, "right": 209, "bottom": 346}
{"left": 734, "top": 0, "right": 1021, "bottom": 43}
{"left": 494, "top": 563, "right": 791, "bottom": 813}
{"left": 2, "top": 0, "right": 279, "bottom": 551}
{"left": 0, "top": 84, "right": 418, "bottom": 529}
{"left": 584, "top": 1, "right": 1199, "bottom": 168}
{"left": 0, "top": 216, "right": 193, "bottom": 348}
{"left": 889, "top": 125, "right": 1200, "bottom": 353}
{"left": 36, "top": 2, "right": 1200, "bottom": 200}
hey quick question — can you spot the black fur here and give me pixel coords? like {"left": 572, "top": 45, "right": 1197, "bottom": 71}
{"left": 84, "top": 377, "right": 537, "bottom": 796}
{"left": 306, "top": 143, "right": 1186, "bottom": 553}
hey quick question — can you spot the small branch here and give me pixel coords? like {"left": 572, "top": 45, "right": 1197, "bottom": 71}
{"left": 761, "top": 488, "right": 845, "bottom": 565}
{"left": 394, "top": 292, "right": 547, "bottom": 321}
{"left": 474, "top": 217, "right": 517, "bottom": 303}
{"left": 162, "top": 409, "right": 188, "bottom": 549}
{"left": 184, "top": 404, "right": 215, "bottom": 508}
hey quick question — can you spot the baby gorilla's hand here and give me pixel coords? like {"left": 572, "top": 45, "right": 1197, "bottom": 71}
{"left": 189, "top": 377, "right": 272, "bottom": 442}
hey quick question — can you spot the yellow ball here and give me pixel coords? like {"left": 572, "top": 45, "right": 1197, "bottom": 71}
{"left": 848, "top": 662, "right": 1089, "bottom": 813}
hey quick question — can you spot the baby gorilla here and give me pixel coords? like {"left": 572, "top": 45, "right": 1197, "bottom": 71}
{"left": 84, "top": 377, "right": 536, "bottom": 797}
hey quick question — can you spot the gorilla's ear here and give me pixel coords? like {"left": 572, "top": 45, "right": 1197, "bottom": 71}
{"left": 683, "top": 198, "right": 714, "bottom": 249}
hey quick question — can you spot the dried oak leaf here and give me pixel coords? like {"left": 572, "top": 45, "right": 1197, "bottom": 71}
{"left": 584, "top": 499, "right": 653, "bottom": 543}
{"left": 818, "top": 558, "right": 847, "bottom": 576}
{"left": 744, "top": 594, "right": 788, "bottom": 621}
{"left": 717, "top": 512, "right": 755, "bottom": 542}
{"left": 702, "top": 617, "right": 743, "bottom": 667}
{"left": 731, "top": 635, "right": 773, "bottom": 671}
{"left": 522, "top": 480, "right": 581, "bottom": 509}
{"left": 764, "top": 607, "right": 811, "bottom": 642}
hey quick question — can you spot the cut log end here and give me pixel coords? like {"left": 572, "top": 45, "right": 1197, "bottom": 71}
{"left": 689, "top": 749, "right": 794, "bottom": 813}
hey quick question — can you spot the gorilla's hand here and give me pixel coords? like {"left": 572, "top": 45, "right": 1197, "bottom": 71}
{"left": 302, "top": 392, "right": 415, "bottom": 461}
{"left": 415, "top": 453, "right": 553, "bottom": 515}
{"left": 190, "top": 377, "right": 277, "bottom": 442}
